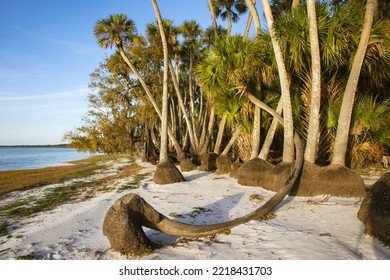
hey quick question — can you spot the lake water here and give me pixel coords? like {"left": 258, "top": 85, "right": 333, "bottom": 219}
{"left": 0, "top": 147, "right": 91, "bottom": 171}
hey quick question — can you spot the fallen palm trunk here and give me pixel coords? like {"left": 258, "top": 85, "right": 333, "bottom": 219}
{"left": 103, "top": 133, "right": 303, "bottom": 257}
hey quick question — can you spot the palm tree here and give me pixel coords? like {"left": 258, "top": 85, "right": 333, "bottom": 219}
{"left": 261, "top": 0, "right": 295, "bottom": 163}
{"left": 94, "top": 13, "right": 185, "bottom": 160}
{"left": 150, "top": 0, "right": 170, "bottom": 163}
{"left": 331, "top": 0, "right": 378, "bottom": 166}
{"left": 304, "top": 0, "right": 322, "bottom": 163}
{"left": 213, "top": 0, "right": 248, "bottom": 38}
{"left": 151, "top": 0, "right": 185, "bottom": 184}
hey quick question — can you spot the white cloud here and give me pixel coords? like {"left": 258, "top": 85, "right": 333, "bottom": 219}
{"left": 0, "top": 88, "right": 88, "bottom": 101}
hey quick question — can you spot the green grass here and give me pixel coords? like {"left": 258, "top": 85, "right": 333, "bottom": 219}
{"left": 0, "top": 154, "right": 136, "bottom": 197}
{"left": 0, "top": 162, "right": 144, "bottom": 221}
{"left": 117, "top": 172, "right": 151, "bottom": 192}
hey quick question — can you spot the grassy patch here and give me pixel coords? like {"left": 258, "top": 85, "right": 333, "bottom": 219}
{"left": 0, "top": 154, "right": 138, "bottom": 197}
{"left": 117, "top": 172, "right": 151, "bottom": 193}
{"left": 0, "top": 163, "right": 144, "bottom": 220}
{"left": 16, "top": 254, "right": 35, "bottom": 260}
{"left": 0, "top": 164, "right": 101, "bottom": 197}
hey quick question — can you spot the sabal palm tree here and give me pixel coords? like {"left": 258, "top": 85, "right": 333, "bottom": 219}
{"left": 150, "top": 0, "right": 170, "bottom": 163}
{"left": 331, "top": 0, "right": 378, "bottom": 166}
{"left": 304, "top": 0, "right": 322, "bottom": 163}
{"left": 261, "top": 0, "right": 295, "bottom": 163}
{"left": 213, "top": 0, "right": 248, "bottom": 38}
{"left": 94, "top": 13, "right": 185, "bottom": 160}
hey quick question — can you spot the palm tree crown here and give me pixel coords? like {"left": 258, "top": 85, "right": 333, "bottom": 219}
{"left": 94, "top": 13, "right": 137, "bottom": 49}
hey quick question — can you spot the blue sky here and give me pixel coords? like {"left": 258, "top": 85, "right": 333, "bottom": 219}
{"left": 0, "top": 0, "right": 263, "bottom": 145}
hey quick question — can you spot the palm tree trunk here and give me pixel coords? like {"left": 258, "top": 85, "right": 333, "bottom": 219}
{"left": 259, "top": 98, "right": 283, "bottom": 160}
{"left": 292, "top": 0, "right": 300, "bottom": 10}
{"left": 261, "top": 0, "right": 295, "bottom": 163}
{"left": 243, "top": 10, "right": 253, "bottom": 41}
{"left": 331, "top": 0, "right": 378, "bottom": 166}
{"left": 151, "top": 0, "right": 170, "bottom": 162}
{"left": 208, "top": 0, "right": 219, "bottom": 40}
{"left": 304, "top": 0, "right": 322, "bottom": 164}
{"left": 221, "top": 127, "right": 242, "bottom": 155}
{"left": 201, "top": 107, "right": 216, "bottom": 154}
{"left": 168, "top": 61, "right": 198, "bottom": 153}
{"left": 245, "top": 0, "right": 261, "bottom": 33}
{"left": 227, "top": 10, "right": 232, "bottom": 39}
{"left": 214, "top": 114, "right": 227, "bottom": 154}
{"left": 250, "top": 106, "right": 261, "bottom": 159}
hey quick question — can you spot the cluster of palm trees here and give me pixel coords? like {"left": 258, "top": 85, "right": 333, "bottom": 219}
{"left": 65, "top": 0, "right": 389, "bottom": 184}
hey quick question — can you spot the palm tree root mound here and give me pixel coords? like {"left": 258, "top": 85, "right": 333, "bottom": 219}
{"left": 358, "top": 172, "right": 390, "bottom": 246}
{"left": 103, "top": 193, "right": 161, "bottom": 257}
{"left": 237, "top": 159, "right": 365, "bottom": 197}
{"left": 153, "top": 161, "right": 185, "bottom": 185}
{"left": 236, "top": 158, "right": 291, "bottom": 191}
{"left": 180, "top": 158, "right": 198, "bottom": 172}
{"left": 198, "top": 152, "right": 218, "bottom": 171}
{"left": 216, "top": 155, "right": 232, "bottom": 174}
{"left": 293, "top": 163, "right": 366, "bottom": 197}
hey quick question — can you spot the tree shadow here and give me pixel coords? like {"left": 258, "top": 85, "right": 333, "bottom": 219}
{"left": 144, "top": 192, "right": 245, "bottom": 245}
{"left": 183, "top": 171, "right": 212, "bottom": 181}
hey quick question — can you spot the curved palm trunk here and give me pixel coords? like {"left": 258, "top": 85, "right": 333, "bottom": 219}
{"left": 261, "top": 0, "right": 295, "bottom": 163}
{"left": 304, "top": 0, "right": 322, "bottom": 164}
{"left": 103, "top": 133, "right": 304, "bottom": 256}
{"left": 331, "top": 0, "right": 378, "bottom": 166}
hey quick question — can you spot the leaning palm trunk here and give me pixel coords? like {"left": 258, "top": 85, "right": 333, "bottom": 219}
{"left": 245, "top": 0, "right": 261, "bottom": 33}
{"left": 208, "top": 0, "right": 219, "bottom": 39}
{"left": 117, "top": 47, "right": 185, "bottom": 159}
{"left": 214, "top": 114, "right": 227, "bottom": 154}
{"left": 221, "top": 127, "right": 243, "bottom": 155}
{"left": 243, "top": 11, "right": 253, "bottom": 41}
{"left": 304, "top": 0, "right": 322, "bottom": 163}
{"left": 261, "top": 0, "right": 295, "bottom": 163}
{"left": 259, "top": 98, "right": 283, "bottom": 160}
{"left": 103, "top": 133, "right": 303, "bottom": 256}
{"left": 331, "top": 0, "right": 378, "bottom": 166}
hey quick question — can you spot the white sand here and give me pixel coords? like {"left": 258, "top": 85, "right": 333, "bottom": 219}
{"left": 1, "top": 159, "right": 389, "bottom": 260}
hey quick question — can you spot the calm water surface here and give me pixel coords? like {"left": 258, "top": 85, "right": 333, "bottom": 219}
{"left": 0, "top": 147, "right": 91, "bottom": 171}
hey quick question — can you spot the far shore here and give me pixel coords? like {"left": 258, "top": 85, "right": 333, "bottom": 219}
{"left": 0, "top": 144, "right": 70, "bottom": 148}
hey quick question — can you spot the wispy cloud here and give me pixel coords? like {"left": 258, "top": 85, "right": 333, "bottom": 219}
{"left": 48, "top": 38, "right": 100, "bottom": 56}
{"left": 0, "top": 88, "right": 89, "bottom": 101}
{"left": 0, "top": 67, "right": 48, "bottom": 80}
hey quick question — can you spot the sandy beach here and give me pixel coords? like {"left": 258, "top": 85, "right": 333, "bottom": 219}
{"left": 1, "top": 158, "right": 389, "bottom": 260}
